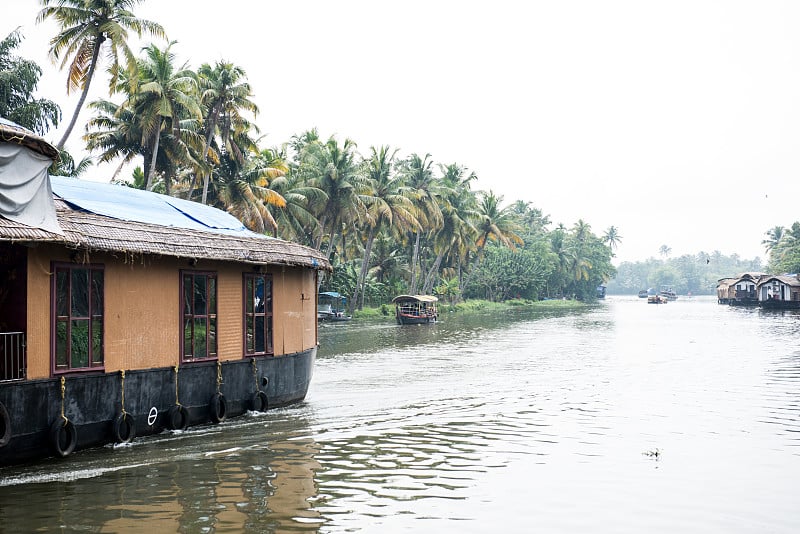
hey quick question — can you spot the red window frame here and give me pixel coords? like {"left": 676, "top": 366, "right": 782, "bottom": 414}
{"left": 51, "top": 262, "right": 105, "bottom": 375}
{"left": 243, "top": 273, "right": 273, "bottom": 356}
{"left": 180, "top": 270, "right": 217, "bottom": 362}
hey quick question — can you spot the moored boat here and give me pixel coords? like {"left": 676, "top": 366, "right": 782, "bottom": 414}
{"left": 0, "top": 118, "right": 330, "bottom": 465}
{"left": 392, "top": 295, "right": 438, "bottom": 325}
{"left": 317, "top": 291, "right": 352, "bottom": 321}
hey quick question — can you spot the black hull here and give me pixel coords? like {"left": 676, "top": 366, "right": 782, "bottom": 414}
{"left": 396, "top": 315, "right": 436, "bottom": 325}
{"left": 760, "top": 300, "right": 800, "bottom": 310}
{"left": 0, "top": 348, "right": 316, "bottom": 466}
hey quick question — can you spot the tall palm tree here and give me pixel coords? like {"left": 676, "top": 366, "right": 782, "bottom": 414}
{"left": 351, "top": 146, "right": 418, "bottom": 312}
{"left": 659, "top": 244, "right": 672, "bottom": 258}
{"left": 131, "top": 41, "right": 201, "bottom": 194}
{"left": 399, "top": 153, "right": 442, "bottom": 294}
{"left": 474, "top": 190, "right": 523, "bottom": 256}
{"left": 762, "top": 226, "right": 785, "bottom": 254}
{"left": 38, "top": 0, "right": 166, "bottom": 150}
{"left": 298, "top": 135, "right": 368, "bottom": 259}
{"left": 190, "top": 61, "right": 259, "bottom": 204}
{"left": 422, "top": 164, "right": 478, "bottom": 295}
{"left": 603, "top": 225, "right": 622, "bottom": 251}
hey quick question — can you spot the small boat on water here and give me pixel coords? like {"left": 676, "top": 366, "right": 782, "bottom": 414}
{"left": 659, "top": 285, "right": 678, "bottom": 301}
{"left": 318, "top": 291, "right": 352, "bottom": 321}
{"left": 392, "top": 295, "right": 438, "bottom": 325}
{"left": 646, "top": 287, "right": 667, "bottom": 304}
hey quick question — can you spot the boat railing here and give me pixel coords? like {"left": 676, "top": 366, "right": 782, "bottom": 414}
{"left": 0, "top": 331, "right": 26, "bottom": 382}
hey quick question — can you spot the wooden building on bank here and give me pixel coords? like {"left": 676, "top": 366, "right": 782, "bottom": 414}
{"left": 0, "top": 118, "right": 330, "bottom": 465}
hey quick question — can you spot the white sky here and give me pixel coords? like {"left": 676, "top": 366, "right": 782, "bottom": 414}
{"left": 5, "top": 0, "right": 800, "bottom": 264}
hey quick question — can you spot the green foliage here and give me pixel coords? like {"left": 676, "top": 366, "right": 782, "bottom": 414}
{"left": 766, "top": 222, "right": 800, "bottom": 274}
{"left": 463, "top": 245, "right": 548, "bottom": 301}
{"left": 0, "top": 29, "right": 61, "bottom": 134}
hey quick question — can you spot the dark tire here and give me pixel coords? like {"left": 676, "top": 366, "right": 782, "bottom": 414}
{"left": 168, "top": 405, "right": 188, "bottom": 431}
{"left": 209, "top": 393, "right": 227, "bottom": 424}
{"left": 49, "top": 418, "right": 77, "bottom": 458}
{"left": 0, "top": 401, "right": 11, "bottom": 448}
{"left": 251, "top": 391, "right": 268, "bottom": 413}
{"left": 112, "top": 412, "right": 136, "bottom": 444}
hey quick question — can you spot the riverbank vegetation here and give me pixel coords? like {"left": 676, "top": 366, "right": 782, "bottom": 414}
{"left": 1, "top": 9, "right": 617, "bottom": 311}
{"left": 353, "top": 298, "right": 588, "bottom": 320}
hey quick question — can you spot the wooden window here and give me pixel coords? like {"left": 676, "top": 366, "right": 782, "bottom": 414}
{"left": 244, "top": 273, "right": 273, "bottom": 356}
{"left": 181, "top": 271, "right": 217, "bottom": 362}
{"left": 52, "top": 263, "right": 104, "bottom": 373}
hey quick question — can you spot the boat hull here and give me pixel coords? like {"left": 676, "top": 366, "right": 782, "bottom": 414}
{"left": 0, "top": 348, "right": 316, "bottom": 466}
{"left": 396, "top": 314, "right": 437, "bottom": 325}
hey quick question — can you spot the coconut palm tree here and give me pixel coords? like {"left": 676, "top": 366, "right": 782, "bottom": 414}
{"left": 398, "top": 153, "right": 442, "bottom": 294}
{"left": 421, "top": 163, "right": 478, "bottom": 295}
{"left": 298, "top": 135, "right": 368, "bottom": 259}
{"left": 603, "top": 225, "right": 622, "bottom": 251}
{"left": 189, "top": 61, "right": 259, "bottom": 204}
{"left": 37, "top": 0, "right": 166, "bottom": 150}
{"left": 474, "top": 190, "right": 523, "bottom": 256}
{"left": 762, "top": 226, "right": 785, "bottom": 254}
{"left": 659, "top": 244, "right": 672, "bottom": 258}
{"left": 351, "top": 145, "right": 418, "bottom": 312}
{"left": 130, "top": 41, "right": 202, "bottom": 194}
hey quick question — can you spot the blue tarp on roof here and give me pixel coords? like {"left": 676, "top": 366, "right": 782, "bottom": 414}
{"left": 50, "top": 176, "right": 251, "bottom": 235}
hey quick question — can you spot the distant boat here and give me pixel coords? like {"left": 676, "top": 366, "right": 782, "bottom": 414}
{"left": 659, "top": 285, "right": 678, "bottom": 301}
{"left": 638, "top": 289, "right": 648, "bottom": 298}
{"left": 392, "top": 295, "right": 438, "bottom": 325}
{"left": 318, "top": 291, "right": 352, "bottom": 321}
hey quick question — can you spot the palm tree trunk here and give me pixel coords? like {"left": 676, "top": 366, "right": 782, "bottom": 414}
{"left": 57, "top": 39, "right": 103, "bottom": 150}
{"left": 351, "top": 226, "right": 376, "bottom": 314}
{"left": 145, "top": 121, "right": 162, "bottom": 191}
{"left": 410, "top": 231, "right": 421, "bottom": 294}
{"left": 422, "top": 250, "right": 444, "bottom": 295}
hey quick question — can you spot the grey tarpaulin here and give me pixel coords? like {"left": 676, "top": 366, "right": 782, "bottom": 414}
{"left": 0, "top": 143, "right": 63, "bottom": 235}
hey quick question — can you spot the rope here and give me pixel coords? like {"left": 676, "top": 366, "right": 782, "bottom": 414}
{"left": 173, "top": 365, "right": 181, "bottom": 406}
{"left": 216, "top": 360, "right": 223, "bottom": 394}
{"left": 59, "top": 376, "right": 67, "bottom": 423}
{"left": 120, "top": 370, "right": 127, "bottom": 416}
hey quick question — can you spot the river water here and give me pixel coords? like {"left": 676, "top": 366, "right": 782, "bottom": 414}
{"left": 0, "top": 296, "right": 799, "bottom": 533}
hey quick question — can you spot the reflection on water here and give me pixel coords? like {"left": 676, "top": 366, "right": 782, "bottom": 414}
{"left": 2, "top": 296, "right": 800, "bottom": 532}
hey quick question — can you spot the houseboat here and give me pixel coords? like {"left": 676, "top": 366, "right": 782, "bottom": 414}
{"left": 392, "top": 295, "right": 438, "bottom": 325}
{"left": 716, "top": 272, "right": 766, "bottom": 305}
{"left": 756, "top": 275, "right": 800, "bottom": 309}
{"left": 0, "top": 119, "right": 330, "bottom": 465}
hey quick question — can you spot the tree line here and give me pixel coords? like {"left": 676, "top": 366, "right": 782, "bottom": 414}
{"left": 2, "top": 1, "right": 618, "bottom": 312}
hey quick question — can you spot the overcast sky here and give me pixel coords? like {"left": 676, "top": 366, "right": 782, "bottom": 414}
{"left": 5, "top": 1, "right": 800, "bottom": 264}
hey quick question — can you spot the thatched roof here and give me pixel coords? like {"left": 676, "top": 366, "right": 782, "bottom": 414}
{"left": 756, "top": 275, "right": 800, "bottom": 288}
{"left": 0, "top": 118, "right": 59, "bottom": 160}
{"left": 0, "top": 196, "right": 331, "bottom": 271}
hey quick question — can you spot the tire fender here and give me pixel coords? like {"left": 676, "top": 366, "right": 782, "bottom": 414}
{"left": 209, "top": 393, "right": 227, "bottom": 424}
{"left": 49, "top": 418, "right": 78, "bottom": 458}
{"left": 112, "top": 412, "right": 136, "bottom": 444}
{"left": 168, "top": 405, "right": 188, "bottom": 431}
{"left": 251, "top": 391, "right": 268, "bottom": 413}
{"left": 0, "top": 401, "right": 11, "bottom": 448}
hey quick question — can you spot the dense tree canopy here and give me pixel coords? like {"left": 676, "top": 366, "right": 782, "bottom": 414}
{"left": 3, "top": 23, "right": 623, "bottom": 307}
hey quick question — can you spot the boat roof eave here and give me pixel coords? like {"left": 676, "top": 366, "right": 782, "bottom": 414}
{"left": 392, "top": 294, "right": 438, "bottom": 304}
